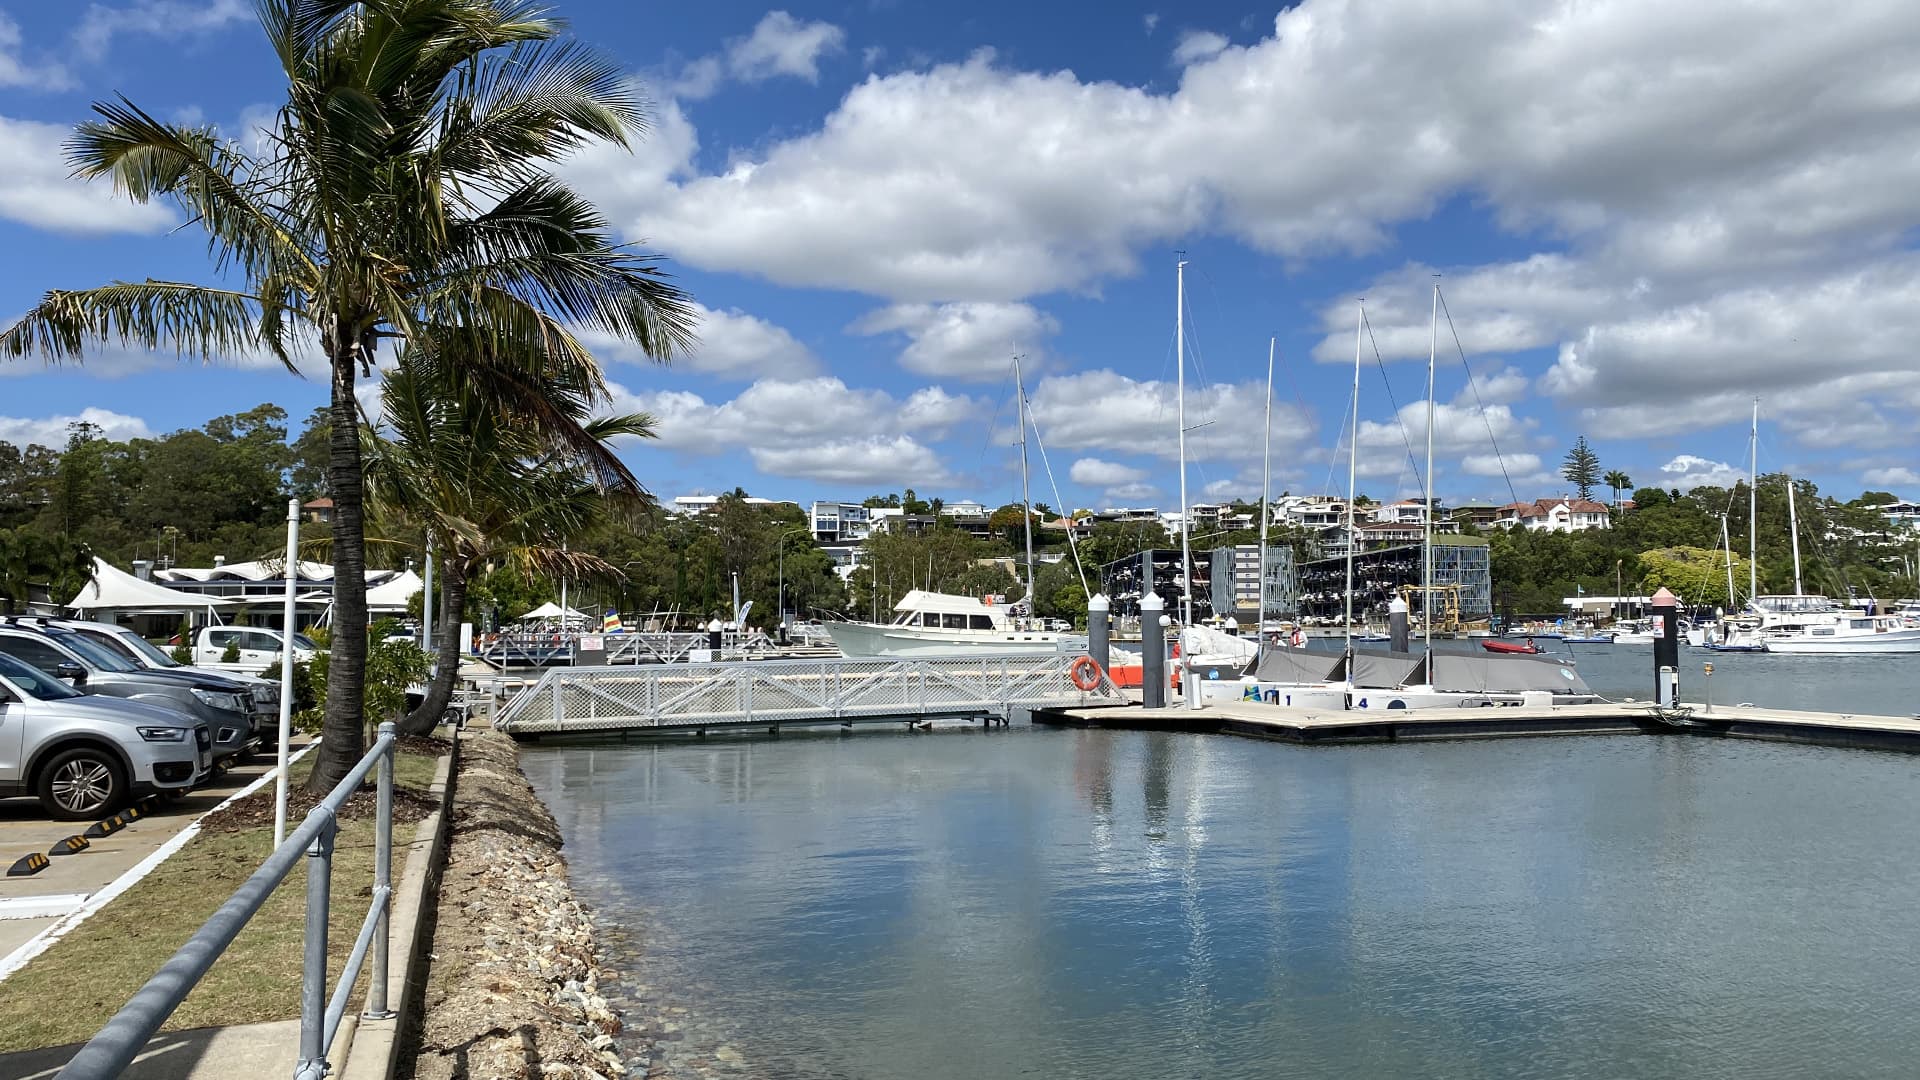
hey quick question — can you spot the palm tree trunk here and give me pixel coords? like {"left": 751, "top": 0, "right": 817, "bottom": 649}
{"left": 400, "top": 556, "right": 465, "bottom": 736}
{"left": 306, "top": 347, "right": 369, "bottom": 792}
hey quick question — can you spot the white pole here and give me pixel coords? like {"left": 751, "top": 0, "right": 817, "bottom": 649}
{"left": 1258, "top": 336, "right": 1274, "bottom": 663}
{"left": 1014, "top": 353, "right": 1036, "bottom": 617}
{"left": 1346, "top": 300, "right": 1363, "bottom": 647}
{"left": 1749, "top": 398, "right": 1759, "bottom": 607}
{"left": 1787, "top": 476, "right": 1804, "bottom": 595}
{"left": 1424, "top": 281, "right": 1438, "bottom": 660}
{"left": 1721, "top": 513, "right": 1736, "bottom": 611}
{"left": 1176, "top": 259, "right": 1197, "bottom": 709}
{"left": 273, "top": 497, "right": 297, "bottom": 847}
{"left": 422, "top": 536, "right": 433, "bottom": 652}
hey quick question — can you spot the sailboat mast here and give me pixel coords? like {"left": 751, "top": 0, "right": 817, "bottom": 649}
{"left": 1721, "top": 513, "right": 1735, "bottom": 611}
{"left": 1014, "top": 353, "right": 1036, "bottom": 616}
{"left": 1259, "top": 336, "right": 1275, "bottom": 661}
{"left": 1345, "top": 300, "right": 1362, "bottom": 646}
{"left": 1787, "top": 475, "right": 1804, "bottom": 595}
{"left": 1176, "top": 260, "right": 1197, "bottom": 710}
{"left": 1749, "top": 398, "right": 1759, "bottom": 606}
{"left": 1423, "top": 282, "right": 1438, "bottom": 657}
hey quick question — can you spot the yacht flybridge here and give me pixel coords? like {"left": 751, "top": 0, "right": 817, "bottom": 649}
{"left": 823, "top": 590, "right": 1065, "bottom": 657}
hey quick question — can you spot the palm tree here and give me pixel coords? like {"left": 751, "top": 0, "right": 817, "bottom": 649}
{"left": 0, "top": 529, "right": 94, "bottom": 615}
{"left": 1604, "top": 470, "right": 1633, "bottom": 509}
{"left": 365, "top": 352, "right": 649, "bottom": 734}
{"left": 2, "top": 1, "right": 694, "bottom": 790}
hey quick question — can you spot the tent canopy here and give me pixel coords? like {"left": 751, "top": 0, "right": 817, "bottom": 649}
{"left": 516, "top": 601, "right": 590, "bottom": 621}
{"left": 365, "top": 569, "right": 423, "bottom": 612}
{"left": 68, "top": 558, "right": 234, "bottom": 614}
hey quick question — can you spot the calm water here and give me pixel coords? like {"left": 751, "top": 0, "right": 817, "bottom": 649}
{"left": 525, "top": 710, "right": 1920, "bottom": 1079}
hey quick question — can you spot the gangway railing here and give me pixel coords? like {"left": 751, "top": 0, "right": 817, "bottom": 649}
{"left": 57, "top": 723, "right": 401, "bottom": 1080}
{"left": 493, "top": 652, "right": 1123, "bottom": 735}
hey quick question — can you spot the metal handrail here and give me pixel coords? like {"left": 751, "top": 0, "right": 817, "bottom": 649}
{"left": 57, "top": 722, "right": 400, "bottom": 1080}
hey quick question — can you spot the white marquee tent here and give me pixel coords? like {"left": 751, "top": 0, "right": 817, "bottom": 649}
{"left": 67, "top": 558, "right": 235, "bottom": 616}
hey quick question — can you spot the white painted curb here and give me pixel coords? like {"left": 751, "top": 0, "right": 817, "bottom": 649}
{"left": 0, "top": 742, "right": 319, "bottom": 982}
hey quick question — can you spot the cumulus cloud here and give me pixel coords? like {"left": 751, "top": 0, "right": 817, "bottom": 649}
{"left": 1069, "top": 457, "right": 1147, "bottom": 487}
{"left": 1660, "top": 454, "right": 1747, "bottom": 491}
{"left": 849, "top": 301, "right": 1058, "bottom": 380}
{"left": 1171, "top": 30, "right": 1229, "bottom": 66}
{"left": 670, "top": 10, "right": 844, "bottom": 99}
{"left": 1026, "top": 369, "right": 1317, "bottom": 465}
{"left": 0, "top": 116, "right": 177, "bottom": 234}
{"left": 579, "top": 303, "right": 818, "bottom": 379}
{"left": 0, "top": 12, "right": 71, "bottom": 89}
{"left": 71, "top": 0, "right": 252, "bottom": 61}
{"left": 0, "top": 408, "right": 152, "bottom": 448}
{"left": 1862, "top": 466, "right": 1920, "bottom": 489}
{"left": 610, "top": 376, "right": 977, "bottom": 486}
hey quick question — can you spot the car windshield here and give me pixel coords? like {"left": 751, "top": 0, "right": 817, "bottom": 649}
{"left": 0, "top": 651, "right": 83, "bottom": 700}
{"left": 293, "top": 634, "right": 320, "bottom": 652}
{"left": 109, "top": 630, "right": 181, "bottom": 668}
{"left": 55, "top": 633, "right": 140, "bottom": 673}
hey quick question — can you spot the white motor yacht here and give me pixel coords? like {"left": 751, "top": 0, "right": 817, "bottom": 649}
{"left": 823, "top": 591, "right": 1065, "bottom": 657}
{"left": 1749, "top": 595, "right": 1920, "bottom": 653}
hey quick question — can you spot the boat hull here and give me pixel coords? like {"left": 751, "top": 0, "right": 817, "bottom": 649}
{"left": 823, "top": 621, "right": 1065, "bottom": 657}
{"left": 1762, "top": 630, "right": 1920, "bottom": 654}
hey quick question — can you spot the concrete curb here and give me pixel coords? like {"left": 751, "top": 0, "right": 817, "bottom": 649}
{"left": 335, "top": 732, "right": 460, "bottom": 1080}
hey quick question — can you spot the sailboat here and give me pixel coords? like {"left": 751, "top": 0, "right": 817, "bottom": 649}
{"left": 1198, "top": 286, "right": 1602, "bottom": 710}
{"left": 822, "top": 359, "right": 1068, "bottom": 658}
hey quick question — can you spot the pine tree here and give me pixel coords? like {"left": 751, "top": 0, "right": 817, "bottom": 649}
{"left": 1562, "top": 436, "right": 1601, "bottom": 501}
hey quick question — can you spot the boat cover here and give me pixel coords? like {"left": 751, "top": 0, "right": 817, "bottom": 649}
{"left": 1250, "top": 648, "right": 1344, "bottom": 683}
{"left": 1430, "top": 651, "right": 1592, "bottom": 692}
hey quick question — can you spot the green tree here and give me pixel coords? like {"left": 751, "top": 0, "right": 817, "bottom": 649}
{"left": 1637, "top": 545, "right": 1754, "bottom": 609}
{"left": 1603, "top": 469, "right": 1632, "bottom": 509}
{"left": 1562, "top": 436, "right": 1601, "bottom": 500}
{"left": 3, "top": 1, "right": 696, "bottom": 791}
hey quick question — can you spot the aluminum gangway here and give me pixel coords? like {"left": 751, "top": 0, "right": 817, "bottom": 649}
{"left": 492, "top": 651, "right": 1124, "bottom": 736}
{"left": 479, "top": 628, "right": 786, "bottom": 667}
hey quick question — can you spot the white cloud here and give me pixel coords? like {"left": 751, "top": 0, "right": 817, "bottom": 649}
{"left": 72, "top": 0, "right": 252, "bottom": 61}
{"left": 1462, "top": 451, "right": 1540, "bottom": 478}
{"left": 1143, "top": 13, "right": 1160, "bottom": 35}
{"left": 728, "top": 11, "right": 844, "bottom": 83}
{"left": 1171, "top": 30, "right": 1229, "bottom": 66}
{"left": 611, "top": 376, "right": 977, "bottom": 486}
{"left": 1026, "top": 369, "right": 1317, "bottom": 465}
{"left": 0, "top": 12, "right": 71, "bottom": 89}
{"left": 1104, "top": 481, "right": 1159, "bottom": 503}
{"left": 849, "top": 301, "right": 1058, "bottom": 380}
{"left": 580, "top": 302, "right": 818, "bottom": 379}
{"left": 1660, "top": 454, "right": 1747, "bottom": 491}
{"left": 0, "top": 407, "right": 152, "bottom": 448}
{"left": 0, "top": 116, "right": 177, "bottom": 235}
{"left": 1862, "top": 466, "right": 1920, "bottom": 489}
{"left": 1069, "top": 457, "right": 1147, "bottom": 487}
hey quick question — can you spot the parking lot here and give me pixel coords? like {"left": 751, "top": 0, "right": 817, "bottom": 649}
{"left": 0, "top": 742, "right": 309, "bottom": 964}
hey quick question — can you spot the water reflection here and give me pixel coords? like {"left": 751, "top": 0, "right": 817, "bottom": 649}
{"left": 525, "top": 728, "right": 1920, "bottom": 1080}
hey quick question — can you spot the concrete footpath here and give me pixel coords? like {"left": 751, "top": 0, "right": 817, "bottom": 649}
{"left": 0, "top": 742, "right": 311, "bottom": 962}
{"left": 0, "top": 738, "right": 454, "bottom": 1080}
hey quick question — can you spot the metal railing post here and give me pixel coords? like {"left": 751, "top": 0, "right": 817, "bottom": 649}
{"left": 295, "top": 813, "right": 335, "bottom": 1080}
{"left": 365, "top": 721, "right": 397, "bottom": 1020}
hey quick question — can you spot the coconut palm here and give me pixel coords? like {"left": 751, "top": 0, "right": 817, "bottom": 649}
{"left": 0, "top": 529, "right": 94, "bottom": 615}
{"left": 365, "top": 351, "right": 648, "bottom": 734}
{"left": 1604, "top": 470, "right": 1633, "bottom": 509}
{"left": 1, "top": 1, "right": 694, "bottom": 790}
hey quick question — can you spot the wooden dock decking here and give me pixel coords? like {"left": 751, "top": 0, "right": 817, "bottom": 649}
{"left": 1033, "top": 699, "right": 1920, "bottom": 754}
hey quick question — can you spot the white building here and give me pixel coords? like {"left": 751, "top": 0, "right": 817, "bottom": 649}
{"left": 670, "top": 493, "right": 780, "bottom": 516}
{"left": 1496, "top": 498, "right": 1612, "bottom": 532}
{"left": 809, "top": 501, "right": 876, "bottom": 543}
{"left": 1874, "top": 498, "right": 1920, "bottom": 533}
{"left": 939, "top": 499, "right": 990, "bottom": 518}
{"left": 1370, "top": 499, "right": 1429, "bottom": 525}
{"left": 1273, "top": 495, "right": 1348, "bottom": 530}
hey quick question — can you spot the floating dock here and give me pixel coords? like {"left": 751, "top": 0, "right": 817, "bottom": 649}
{"left": 1033, "top": 699, "right": 1920, "bottom": 754}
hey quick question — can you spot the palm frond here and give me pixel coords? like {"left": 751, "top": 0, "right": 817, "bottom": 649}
{"left": 0, "top": 281, "right": 282, "bottom": 368}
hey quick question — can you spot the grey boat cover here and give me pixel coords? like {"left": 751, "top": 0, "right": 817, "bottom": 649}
{"left": 1250, "top": 649, "right": 1344, "bottom": 683}
{"left": 1255, "top": 647, "right": 1593, "bottom": 694}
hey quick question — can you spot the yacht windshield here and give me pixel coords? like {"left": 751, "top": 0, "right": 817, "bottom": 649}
{"left": 0, "top": 651, "right": 83, "bottom": 699}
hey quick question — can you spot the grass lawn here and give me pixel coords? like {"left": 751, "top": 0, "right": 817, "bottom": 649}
{"left": 0, "top": 747, "right": 442, "bottom": 1054}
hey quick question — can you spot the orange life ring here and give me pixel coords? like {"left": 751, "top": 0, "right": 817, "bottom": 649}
{"left": 1068, "top": 655, "right": 1102, "bottom": 691}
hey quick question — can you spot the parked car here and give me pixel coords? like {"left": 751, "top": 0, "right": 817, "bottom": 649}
{"left": 0, "top": 650, "right": 211, "bottom": 819}
{"left": 192, "top": 625, "right": 319, "bottom": 676}
{"left": 51, "top": 619, "right": 281, "bottom": 732}
{"left": 0, "top": 621, "right": 258, "bottom": 762}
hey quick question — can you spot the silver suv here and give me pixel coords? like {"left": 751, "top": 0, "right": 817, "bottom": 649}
{"left": 0, "top": 651, "right": 211, "bottom": 819}
{"left": 0, "top": 622, "right": 257, "bottom": 762}
{"left": 51, "top": 619, "right": 281, "bottom": 733}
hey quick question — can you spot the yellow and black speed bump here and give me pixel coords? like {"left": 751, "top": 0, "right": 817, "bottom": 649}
{"left": 84, "top": 813, "right": 129, "bottom": 839}
{"left": 121, "top": 803, "right": 145, "bottom": 822}
{"left": 137, "top": 795, "right": 165, "bottom": 815}
{"left": 48, "top": 835, "right": 90, "bottom": 856}
{"left": 6, "top": 852, "right": 50, "bottom": 876}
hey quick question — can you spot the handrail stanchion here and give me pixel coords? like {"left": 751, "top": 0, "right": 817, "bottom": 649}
{"left": 365, "top": 721, "right": 397, "bottom": 1019}
{"left": 295, "top": 813, "right": 335, "bottom": 1080}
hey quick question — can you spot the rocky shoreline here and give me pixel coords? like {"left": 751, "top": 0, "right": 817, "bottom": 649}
{"left": 401, "top": 727, "right": 640, "bottom": 1080}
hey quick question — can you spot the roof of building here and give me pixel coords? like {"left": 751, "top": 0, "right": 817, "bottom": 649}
{"left": 303, "top": 497, "right": 334, "bottom": 509}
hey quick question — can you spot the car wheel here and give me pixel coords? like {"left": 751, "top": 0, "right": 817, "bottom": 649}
{"left": 38, "top": 748, "right": 126, "bottom": 821}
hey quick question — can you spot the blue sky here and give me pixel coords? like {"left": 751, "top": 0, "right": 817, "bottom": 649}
{"left": 3, "top": 0, "right": 1919, "bottom": 513}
